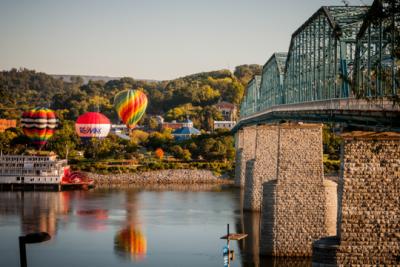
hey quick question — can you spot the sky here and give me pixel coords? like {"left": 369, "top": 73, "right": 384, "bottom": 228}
{"left": 0, "top": 0, "right": 371, "bottom": 80}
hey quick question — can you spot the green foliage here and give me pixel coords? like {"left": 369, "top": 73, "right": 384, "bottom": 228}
{"left": 191, "top": 85, "right": 220, "bottom": 106}
{"left": 83, "top": 135, "right": 125, "bottom": 159}
{"left": 170, "top": 145, "right": 191, "bottom": 161}
{"left": 0, "top": 67, "right": 250, "bottom": 131}
{"left": 129, "top": 130, "right": 149, "bottom": 146}
{"left": 0, "top": 128, "right": 25, "bottom": 154}
{"left": 322, "top": 126, "right": 342, "bottom": 160}
{"left": 47, "top": 120, "right": 79, "bottom": 159}
{"left": 233, "top": 64, "right": 262, "bottom": 86}
{"left": 147, "top": 117, "right": 159, "bottom": 130}
{"left": 323, "top": 154, "right": 340, "bottom": 174}
{"left": 165, "top": 104, "right": 223, "bottom": 131}
{"left": 174, "top": 131, "right": 235, "bottom": 162}
{"left": 147, "top": 129, "right": 174, "bottom": 149}
{"left": 0, "top": 68, "right": 242, "bottom": 175}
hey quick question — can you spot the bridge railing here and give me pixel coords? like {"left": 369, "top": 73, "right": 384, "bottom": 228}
{"left": 239, "top": 98, "right": 400, "bottom": 121}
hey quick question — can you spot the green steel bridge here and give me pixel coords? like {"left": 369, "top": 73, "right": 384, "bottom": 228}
{"left": 235, "top": 0, "right": 400, "bottom": 132}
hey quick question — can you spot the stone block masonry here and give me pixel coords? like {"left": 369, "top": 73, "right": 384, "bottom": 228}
{"left": 335, "top": 132, "right": 400, "bottom": 266}
{"left": 259, "top": 123, "right": 337, "bottom": 256}
{"left": 234, "top": 148, "right": 244, "bottom": 188}
{"left": 234, "top": 129, "right": 244, "bottom": 187}
{"left": 244, "top": 125, "right": 279, "bottom": 211}
{"left": 244, "top": 159, "right": 256, "bottom": 210}
{"left": 235, "top": 126, "right": 257, "bottom": 187}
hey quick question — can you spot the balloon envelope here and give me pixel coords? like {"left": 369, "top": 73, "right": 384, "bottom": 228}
{"left": 75, "top": 112, "right": 111, "bottom": 139}
{"left": 21, "top": 107, "right": 57, "bottom": 149}
{"left": 114, "top": 90, "right": 148, "bottom": 129}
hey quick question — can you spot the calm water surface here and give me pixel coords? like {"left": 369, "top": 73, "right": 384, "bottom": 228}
{"left": 0, "top": 186, "right": 310, "bottom": 267}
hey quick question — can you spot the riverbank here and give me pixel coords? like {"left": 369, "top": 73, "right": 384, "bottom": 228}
{"left": 88, "top": 169, "right": 234, "bottom": 186}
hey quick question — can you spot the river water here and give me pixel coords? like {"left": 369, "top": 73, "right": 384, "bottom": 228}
{"left": 0, "top": 186, "right": 311, "bottom": 267}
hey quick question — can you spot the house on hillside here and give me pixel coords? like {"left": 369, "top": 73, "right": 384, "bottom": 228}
{"left": 172, "top": 119, "right": 201, "bottom": 141}
{"left": 161, "top": 118, "right": 194, "bottom": 131}
{"left": 213, "top": 120, "right": 236, "bottom": 131}
{"left": 215, "top": 101, "right": 237, "bottom": 121}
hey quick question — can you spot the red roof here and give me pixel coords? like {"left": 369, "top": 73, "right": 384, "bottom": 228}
{"left": 215, "top": 101, "right": 236, "bottom": 110}
{"left": 76, "top": 112, "right": 110, "bottom": 124}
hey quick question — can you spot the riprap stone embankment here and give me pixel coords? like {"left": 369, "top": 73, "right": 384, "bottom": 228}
{"left": 88, "top": 169, "right": 233, "bottom": 185}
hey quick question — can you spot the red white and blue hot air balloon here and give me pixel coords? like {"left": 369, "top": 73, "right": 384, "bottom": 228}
{"left": 75, "top": 112, "right": 111, "bottom": 140}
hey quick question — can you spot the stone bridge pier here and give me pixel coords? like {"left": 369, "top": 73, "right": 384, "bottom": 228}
{"left": 313, "top": 132, "right": 400, "bottom": 266}
{"left": 243, "top": 125, "right": 279, "bottom": 211}
{"left": 236, "top": 123, "right": 337, "bottom": 256}
{"left": 234, "top": 126, "right": 257, "bottom": 187}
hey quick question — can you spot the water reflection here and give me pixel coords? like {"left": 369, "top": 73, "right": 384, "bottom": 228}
{"left": 0, "top": 187, "right": 312, "bottom": 266}
{"left": 236, "top": 192, "right": 312, "bottom": 267}
{"left": 114, "top": 191, "right": 147, "bottom": 261}
{"left": 76, "top": 209, "right": 108, "bottom": 231}
{"left": 0, "top": 191, "right": 70, "bottom": 236}
{"left": 259, "top": 256, "right": 311, "bottom": 267}
{"left": 238, "top": 211, "right": 261, "bottom": 267}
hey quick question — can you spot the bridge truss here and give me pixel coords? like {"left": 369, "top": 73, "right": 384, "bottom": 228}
{"left": 237, "top": 0, "right": 400, "bottom": 131}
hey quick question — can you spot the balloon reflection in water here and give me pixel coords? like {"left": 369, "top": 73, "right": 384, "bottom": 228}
{"left": 76, "top": 209, "right": 108, "bottom": 231}
{"left": 114, "top": 225, "right": 147, "bottom": 261}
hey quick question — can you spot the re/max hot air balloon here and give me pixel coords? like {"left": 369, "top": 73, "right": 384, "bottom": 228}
{"left": 75, "top": 112, "right": 111, "bottom": 140}
{"left": 21, "top": 107, "right": 57, "bottom": 149}
{"left": 114, "top": 89, "right": 148, "bottom": 130}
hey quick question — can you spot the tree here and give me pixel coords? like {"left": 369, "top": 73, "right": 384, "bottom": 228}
{"left": 147, "top": 129, "right": 173, "bottom": 149}
{"left": 148, "top": 117, "right": 159, "bottom": 130}
{"left": 192, "top": 85, "right": 220, "bottom": 106}
{"left": 48, "top": 120, "right": 79, "bottom": 159}
{"left": 0, "top": 129, "right": 18, "bottom": 153}
{"left": 83, "top": 137, "right": 121, "bottom": 159}
{"left": 130, "top": 130, "right": 149, "bottom": 146}
{"left": 233, "top": 64, "right": 262, "bottom": 86}
{"left": 155, "top": 148, "right": 164, "bottom": 159}
{"left": 170, "top": 145, "right": 191, "bottom": 161}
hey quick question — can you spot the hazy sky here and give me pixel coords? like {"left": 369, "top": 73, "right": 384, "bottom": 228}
{"left": 0, "top": 0, "right": 371, "bottom": 80}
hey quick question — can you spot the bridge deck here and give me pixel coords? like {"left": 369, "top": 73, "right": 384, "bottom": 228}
{"left": 234, "top": 98, "right": 400, "bottom": 132}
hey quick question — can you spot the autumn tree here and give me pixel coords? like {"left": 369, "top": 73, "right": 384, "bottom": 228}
{"left": 155, "top": 148, "right": 164, "bottom": 159}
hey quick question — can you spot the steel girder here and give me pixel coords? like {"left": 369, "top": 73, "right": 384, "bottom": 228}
{"left": 354, "top": 0, "right": 400, "bottom": 99}
{"left": 237, "top": 3, "right": 400, "bottom": 130}
{"left": 259, "top": 53, "right": 287, "bottom": 110}
{"left": 284, "top": 6, "right": 369, "bottom": 105}
{"left": 240, "top": 75, "right": 261, "bottom": 117}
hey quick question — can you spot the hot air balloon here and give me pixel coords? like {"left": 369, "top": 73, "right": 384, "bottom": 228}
{"left": 21, "top": 107, "right": 57, "bottom": 149}
{"left": 75, "top": 112, "right": 111, "bottom": 140}
{"left": 114, "top": 89, "right": 148, "bottom": 130}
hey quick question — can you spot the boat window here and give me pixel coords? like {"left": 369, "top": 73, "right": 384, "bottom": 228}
{"left": 16, "top": 177, "right": 20, "bottom": 181}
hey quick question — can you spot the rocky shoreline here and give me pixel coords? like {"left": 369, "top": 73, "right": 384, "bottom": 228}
{"left": 88, "top": 169, "right": 234, "bottom": 185}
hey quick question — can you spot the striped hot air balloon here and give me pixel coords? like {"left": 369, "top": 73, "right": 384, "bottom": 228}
{"left": 21, "top": 107, "right": 57, "bottom": 149}
{"left": 114, "top": 89, "right": 148, "bottom": 130}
